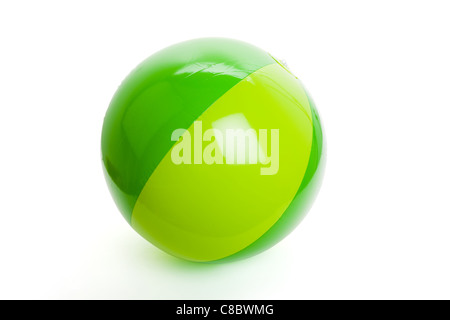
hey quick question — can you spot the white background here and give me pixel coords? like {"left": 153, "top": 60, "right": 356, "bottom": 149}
{"left": 1, "top": 0, "right": 449, "bottom": 300}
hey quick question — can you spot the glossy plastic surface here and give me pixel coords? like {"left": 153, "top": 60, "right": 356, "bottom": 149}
{"left": 101, "top": 38, "right": 325, "bottom": 262}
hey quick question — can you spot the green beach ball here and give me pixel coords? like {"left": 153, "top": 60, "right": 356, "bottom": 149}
{"left": 101, "top": 38, "right": 325, "bottom": 262}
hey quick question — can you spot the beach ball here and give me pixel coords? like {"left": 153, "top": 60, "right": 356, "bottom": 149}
{"left": 101, "top": 38, "right": 325, "bottom": 262}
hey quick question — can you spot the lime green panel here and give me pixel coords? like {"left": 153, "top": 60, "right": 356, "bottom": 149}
{"left": 131, "top": 63, "right": 313, "bottom": 262}
{"left": 217, "top": 90, "right": 325, "bottom": 262}
{"left": 101, "top": 38, "right": 275, "bottom": 223}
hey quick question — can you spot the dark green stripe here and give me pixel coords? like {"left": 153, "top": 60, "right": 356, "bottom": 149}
{"left": 215, "top": 90, "right": 325, "bottom": 263}
{"left": 101, "top": 38, "right": 275, "bottom": 223}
